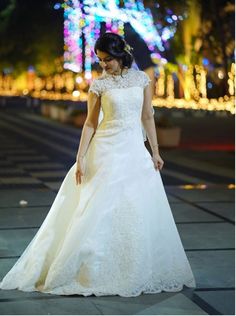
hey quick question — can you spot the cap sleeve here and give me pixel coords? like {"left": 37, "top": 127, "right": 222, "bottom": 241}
{"left": 88, "top": 79, "right": 101, "bottom": 97}
{"left": 140, "top": 71, "right": 151, "bottom": 88}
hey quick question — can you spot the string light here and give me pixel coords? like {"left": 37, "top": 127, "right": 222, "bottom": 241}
{"left": 195, "top": 65, "right": 207, "bottom": 99}
{"left": 156, "top": 67, "right": 165, "bottom": 97}
{"left": 166, "top": 74, "right": 174, "bottom": 99}
{"left": 228, "top": 63, "right": 235, "bottom": 96}
{"left": 152, "top": 96, "right": 235, "bottom": 114}
{"left": 63, "top": 0, "right": 179, "bottom": 78}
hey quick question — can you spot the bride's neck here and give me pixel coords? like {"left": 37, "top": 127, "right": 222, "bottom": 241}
{"left": 112, "top": 67, "right": 128, "bottom": 76}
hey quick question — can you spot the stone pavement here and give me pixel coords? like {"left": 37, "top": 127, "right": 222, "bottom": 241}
{"left": 0, "top": 108, "right": 234, "bottom": 315}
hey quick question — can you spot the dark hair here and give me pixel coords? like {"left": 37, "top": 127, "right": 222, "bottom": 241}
{"left": 94, "top": 32, "right": 134, "bottom": 69}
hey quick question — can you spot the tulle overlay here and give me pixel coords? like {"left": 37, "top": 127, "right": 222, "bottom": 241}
{"left": 0, "top": 69, "right": 196, "bottom": 297}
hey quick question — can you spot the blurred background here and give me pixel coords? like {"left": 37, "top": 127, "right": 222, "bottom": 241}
{"left": 0, "top": 0, "right": 234, "bottom": 105}
{"left": 0, "top": 3, "right": 235, "bottom": 315}
{"left": 0, "top": 0, "right": 234, "bottom": 150}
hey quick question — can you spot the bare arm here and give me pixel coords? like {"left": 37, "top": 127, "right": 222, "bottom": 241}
{"left": 141, "top": 82, "right": 159, "bottom": 155}
{"left": 76, "top": 91, "right": 101, "bottom": 160}
{"left": 75, "top": 91, "right": 101, "bottom": 185}
{"left": 141, "top": 81, "right": 164, "bottom": 170}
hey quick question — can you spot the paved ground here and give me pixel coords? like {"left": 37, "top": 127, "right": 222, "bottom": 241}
{"left": 0, "top": 107, "right": 234, "bottom": 315}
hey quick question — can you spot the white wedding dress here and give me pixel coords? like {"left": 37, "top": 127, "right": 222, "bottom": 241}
{"left": 0, "top": 68, "right": 196, "bottom": 297}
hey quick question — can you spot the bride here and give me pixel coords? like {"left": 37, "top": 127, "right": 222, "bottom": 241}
{"left": 0, "top": 32, "right": 196, "bottom": 297}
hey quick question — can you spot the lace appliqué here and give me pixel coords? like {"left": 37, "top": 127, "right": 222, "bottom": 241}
{"left": 88, "top": 69, "right": 151, "bottom": 96}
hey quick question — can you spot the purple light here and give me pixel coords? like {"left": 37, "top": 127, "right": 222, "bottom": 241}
{"left": 54, "top": 3, "right": 61, "bottom": 10}
{"left": 167, "top": 9, "right": 173, "bottom": 15}
{"left": 28, "top": 66, "right": 35, "bottom": 72}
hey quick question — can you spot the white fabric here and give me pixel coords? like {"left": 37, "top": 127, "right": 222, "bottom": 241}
{"left": 0, "top": 68, "right": 196, "bottom": 297}
{"left": 94, "top": 69, "right": 151, "bottom": 141}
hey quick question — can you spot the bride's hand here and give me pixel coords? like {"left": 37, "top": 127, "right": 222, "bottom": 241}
{"left": 152, "top": 153, "right": 164, "bottom": 171}
{"left": 75, "top": 157, "right": 85, "bottom": 185}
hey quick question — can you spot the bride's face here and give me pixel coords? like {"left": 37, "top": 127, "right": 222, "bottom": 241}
{"left": 96, "top": 50, "right": 122, "bottom": 74}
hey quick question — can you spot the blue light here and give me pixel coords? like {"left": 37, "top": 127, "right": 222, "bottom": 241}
{"left": 28, "top": 65, "right": 35, "bottom": 72}
{"left": 166, "top": 17, "right": 173, "bottom": 23}
{"left": 203, "top": 58, "right": 209, "bottom": 66}
{"left": 54, "top": 3, "right": 61, "bottom": 10}
{"left": 207, "top": 82, "right": 213, "bottom": 89}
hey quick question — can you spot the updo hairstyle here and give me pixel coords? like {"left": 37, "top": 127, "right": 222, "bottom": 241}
{"left": 94, "top": 32, "right": 134, "bottom": 69}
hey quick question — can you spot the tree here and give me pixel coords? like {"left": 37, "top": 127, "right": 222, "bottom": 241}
{"left": 0, "top": 0, "right": 64, "bottom": 76}
{"left": 199, "top": 0, "right": 235, "bottom": 94}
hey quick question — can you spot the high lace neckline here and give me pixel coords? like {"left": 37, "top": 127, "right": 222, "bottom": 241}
{"left": 103, "top": 68, "right": 131, "bottom": 79}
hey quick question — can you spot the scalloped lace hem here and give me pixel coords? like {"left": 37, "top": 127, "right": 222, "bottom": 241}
{"left": 0, "top": 279, "right": 196, "bottom": 297}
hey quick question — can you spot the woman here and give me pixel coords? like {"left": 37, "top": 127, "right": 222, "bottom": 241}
{"left": 0, "top": 32, "right": 196, "bottom": 297}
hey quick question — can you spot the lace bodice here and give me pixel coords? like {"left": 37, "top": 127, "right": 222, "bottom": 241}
{"left": 88, "top": 68, "right": 151, "bottom": 97}
{"left": 88, "top": 69, "right": 151, "bottom": 132}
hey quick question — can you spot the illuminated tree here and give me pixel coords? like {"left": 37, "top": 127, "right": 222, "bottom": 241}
{"left": 63, "top": 0, "right": 184, "bottom": 78}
